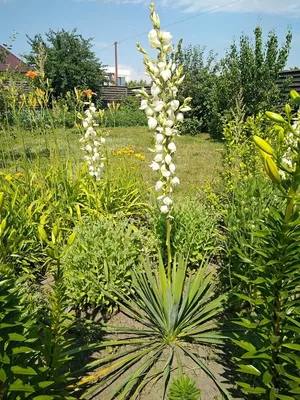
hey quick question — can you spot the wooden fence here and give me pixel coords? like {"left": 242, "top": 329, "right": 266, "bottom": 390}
{"left": 101, "top": 85, "right": 151, "bottom": 103}
{"left": 276, "top": 69, "right": 300, "bottom": 94}
{"left": 101, "top": 71, "right": 300, "bottom": 103}
{"left": 2, "top": 70, "right": 300, "bottom": 104}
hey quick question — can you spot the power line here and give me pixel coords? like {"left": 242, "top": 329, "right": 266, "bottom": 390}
{"left": 98, "top": 0, "right": 244, "bottom": 51}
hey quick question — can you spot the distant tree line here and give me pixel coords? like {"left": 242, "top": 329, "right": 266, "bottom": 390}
{"left": 177, "top": 26, "right": 293, "bottom": 138}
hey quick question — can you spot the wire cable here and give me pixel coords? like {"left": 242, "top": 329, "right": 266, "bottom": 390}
{"left": 97, "top": 0, "right": 244, "bottom": 51}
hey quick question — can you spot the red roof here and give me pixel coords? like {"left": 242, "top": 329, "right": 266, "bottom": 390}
{"left": 0, "top": 45, "right": 29, "bottom": 73}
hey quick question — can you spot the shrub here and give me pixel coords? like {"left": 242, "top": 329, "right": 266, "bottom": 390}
{"left": 150, "top": 199, "right": 219, "bottom": 269}
{"left": 180, "top": 117, "right": 204, "bottom": 136}
{"left": 63, "top": 217, "right": 157, "bottom": 312}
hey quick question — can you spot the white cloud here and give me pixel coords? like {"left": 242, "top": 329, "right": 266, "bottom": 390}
{"left": 118, "top": 63, "right": 150, "bottom": 82}
{"left": 74, "top": 0, "right": 300, "bottom": 16}
{"left": 94, "top": 41, "right": 110, "bottom": 48}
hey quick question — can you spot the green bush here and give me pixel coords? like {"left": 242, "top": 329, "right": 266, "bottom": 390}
{"left": 150, "top": 200, "right": 219, "bottom": 269}
{"left": 180, "top": 117, "right": 203, "bottom": 136}
{"left": 221, "top": 175, "right": 278, "bottom": 293}
{"left": 63, "top": 217, "right": 157, "bottom": 312}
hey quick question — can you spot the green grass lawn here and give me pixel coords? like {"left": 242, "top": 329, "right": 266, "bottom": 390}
{"left": 0, "top": 126, "right": 223, "bottom": 197}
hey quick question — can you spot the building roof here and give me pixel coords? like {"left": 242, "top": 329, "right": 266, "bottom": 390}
{"left": 105, "top": 66, "right": 131, "bottom": 78}
{"left": 0, "top": 45, "right": 30, "bottom": 73}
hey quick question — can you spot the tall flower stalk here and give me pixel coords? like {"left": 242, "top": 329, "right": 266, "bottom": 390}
{"left": 136, "top": 2, "right": 191, "bottom": 277}
{"left": 79, "top": 93, "right": 107, "bottom": 181}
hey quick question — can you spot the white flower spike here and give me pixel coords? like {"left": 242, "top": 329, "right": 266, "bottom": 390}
{"left": 136, "top": 1, "right": 192, "bottom": 215}
{"left": 80, "top": 102, "right": 107, "bottom": 181}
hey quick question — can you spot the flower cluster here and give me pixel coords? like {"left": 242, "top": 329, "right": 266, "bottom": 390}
{"left": 136, "top": 2, "right": 191, "bottom": 215}
{"left": 111, "top": 146, "right": 146, "bottom": 161}
{"left": 25, "top": 70, "right": 40, "bottom": 80}
{"left": 79, "top": 103, "right": 106, "bottom": 181}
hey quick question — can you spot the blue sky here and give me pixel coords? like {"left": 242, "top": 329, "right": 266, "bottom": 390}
{"left": 1, "top": 0, "right": 300, "bottom": 80}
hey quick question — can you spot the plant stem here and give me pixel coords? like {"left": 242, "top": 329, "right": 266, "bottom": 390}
{"left": 166, "top": 217, "right": 172, "bottom": 280}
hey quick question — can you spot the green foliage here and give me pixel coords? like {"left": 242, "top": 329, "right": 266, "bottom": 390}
{"left": 168, "top": 375, "right": 201, "bottom": 400}
{"left": 232, "top": 206, "right": 300, "bottom": 398}
{"left": 63, "top": 217, "right": 157, "bottom": 312}
{"left": 221, "top": 175, "right": 277, "bottom": 292}
{"left": 231, "top": 95, "right": 300, "bottom": 398}
{"left": 0, "top": 269, "right": 84, "bottom": 399}
{"left": 151, "top": 200, "right": 219, "bottom": 269}
{"left": 0, "top": 226, "right": 101, "bottom": 399}
{"left": 176, "top": 45, "right": 218, "bottom": 134}
{"left": 23, "top": 29, "right": 107, "bottom": 98}
{"left": 103, "top": 108, "right": 147, "bottom": 127}
{"left": 0, "top": 271, "right": 38, "bottom": 398}
{"left": 76, "top": 256, "right": 230, "bottom": 399}
{"left": 125, "top": 79, "right": 148, "bottom": 87}
{"left": 0, "top": 160, "right": 148, "bottom": 277}
{"left": 103, "top": 97, "right": 147, "bottom": 127}
{"left": 219, "top": 97, "right": 279, "bottom": 295}
{"left": 219, "top": 95, "right": 277, "bottom": 194}
{"left": 210, "top": 26, "right": 292, "bottom": 138}
{"left": 180, "top": 117, "right": 204, "bottom": 136}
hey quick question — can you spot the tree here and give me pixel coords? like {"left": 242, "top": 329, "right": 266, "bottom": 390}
{"left": 176, "top": 45, "right": 219, "bottom": 133}
{"left": 126, "top": 79, "right": 148, "bottom": 87}
{"left": 209, "top": 26, "right": 292, "bottom": 137}
{"left": 23, "top": 29, "right": 107, "bottom": 97}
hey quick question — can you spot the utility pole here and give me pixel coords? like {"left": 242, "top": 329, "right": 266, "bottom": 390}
{"left": 114, "top": 41, "right": 118, "bottom": 86}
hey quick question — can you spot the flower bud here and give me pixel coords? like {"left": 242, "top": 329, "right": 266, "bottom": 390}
{"left": 165, "top": 154, "right": 172, "bottom": 164}
{"left": 148, "top": 29, "right": 161, "bottom": 48}
{"left": 253, "top": 136, "right": 274, "bottom": 156}
{"left": 171, "top": 176, "right": 180, "bottom": 185}
{"left": 170, "top": 100, "right": 180, "bottom": 111}
{"left": 154, "top": 153, "right": 163, "bottom": 163}
{"left": 155, "top": 181, "right": 164, "bottom": 191}
{"left": 176, "top": 113, "right": 184, "bottom": 123}
{"left": 150, "top": 161, "right": 160, "bottom": 171}
{"left": 163, "top": 197, "right": 173, "bottom": 206}
{"left": 160, "top": 205, "right": 169, "bottom": 214}
{"left": 148, "top": 117, "right": 158, "bottom": 130}
{"left": 161, "top": 31, "right": 173, "bottom": 45}
{"left": 169, "top": 163, "right": 176, "bottom": 173}
{"left": 265, "top": 111, "right": 286, "bottom": 124}
{"left": 155, "top": 133, "right": 164, "bottom": 144}
{"left": 152, "top": 11, "right": 160, "bottom": 29}
{"left": 161, "top": 69, "right": 171, "bottom": 82}
{"left": 168, "top": 142, "right": 176, "bottom": 153}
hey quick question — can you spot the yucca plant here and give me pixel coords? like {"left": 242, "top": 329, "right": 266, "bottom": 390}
{"left": 73, "top": 256, "right": 231, "bottom": 399}
{"left": 168, "top": 375, "right": 201, "bottom": 400}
